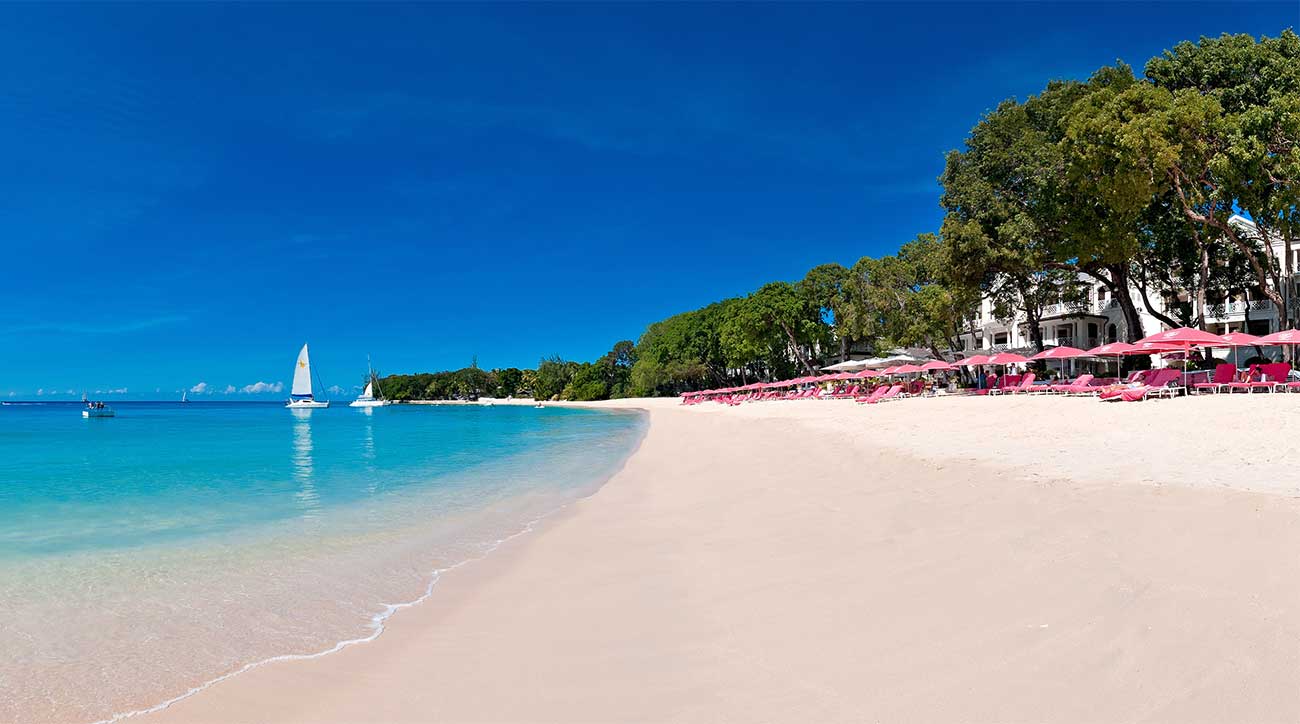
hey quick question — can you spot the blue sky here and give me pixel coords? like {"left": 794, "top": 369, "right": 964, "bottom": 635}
{"left": 2, "top": 2, "right": 1296, "bottom": 399}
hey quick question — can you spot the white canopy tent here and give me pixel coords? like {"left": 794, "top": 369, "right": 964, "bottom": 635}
{"left": 820, "top": 359, "right": 872, "bottom": 371}
{"left": 861, "top": 353, "right": 927, "bottom": 369}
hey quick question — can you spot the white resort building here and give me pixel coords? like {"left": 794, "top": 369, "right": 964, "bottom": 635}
{"left": 956, "top": 216, "right": 1296, "bottom": 354}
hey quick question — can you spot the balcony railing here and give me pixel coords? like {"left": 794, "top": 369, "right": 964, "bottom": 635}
{"left": 1041, "top": 301, "right": 1092, "bottom": 317}
{"left": 1204, "top": 299, "right": 1275, "bottom": 319}
{"left": 1096, "top": 298, "right": 1120, "bottom": 312}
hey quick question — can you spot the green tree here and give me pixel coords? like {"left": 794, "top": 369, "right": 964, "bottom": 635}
{"left": 534, "top": 356, "right": 575, "bottom": 401}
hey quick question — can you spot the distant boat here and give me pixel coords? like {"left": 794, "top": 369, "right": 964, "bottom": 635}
{"left": 82, "top": 403, "right": 114, "bottom": 418}
{"left": 286, "top": 343, "right": 330, "bottom": 409}
{"left": 181, "top": 391, "right": 188, "bottom": 404}
{"left": 350, "top": 357, "right": 391, "bottom": 408}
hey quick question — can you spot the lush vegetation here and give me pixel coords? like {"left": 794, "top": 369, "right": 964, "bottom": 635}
{"left": 386, "top": 32, "right": 1300, "bottom": 401}
{"left": 379, "top": 366, "right": 535, "bottom": 401}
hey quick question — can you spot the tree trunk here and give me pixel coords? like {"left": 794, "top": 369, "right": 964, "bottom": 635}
{"left": 1109, "top": 265, "right": 1146, "bottom": 342}
{"left": 1197, "top": 243, "right": 1209, "bottom": 329}
{"left": 776, "top": 321, "right": 818, "bottom": 376}
{"left": 1136, "top": 277, "right": 1182, "bottom": 331}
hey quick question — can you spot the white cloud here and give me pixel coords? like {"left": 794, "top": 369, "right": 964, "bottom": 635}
{"left": 36, "top": 388, "right": 45, "bottom": 396}
{"left": 240, "top": 381, "right": 284, "bottom": 394}
{"left": 223, "top": 385, "right": 236, "bottom": 394}
{"left": 190, "top": 382, "right": 209, "bottom": 394}
{"left": 327, "top": 385, "right": 344, "bottom": 395}
{"left": 106, "top": 388, "right": 127, "bottom": 395}
{"left": 65, "top": 389, "right": 75, "bottom": 395}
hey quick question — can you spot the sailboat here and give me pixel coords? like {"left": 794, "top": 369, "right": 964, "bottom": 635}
{"left": 285, "top": 343, "right": 330, "bottom": 409}
{"left": 181, "top": 390, "right": 188, "bottom": 404}
{"left": 350, "top": 357, "right": 392, "bottom": 407}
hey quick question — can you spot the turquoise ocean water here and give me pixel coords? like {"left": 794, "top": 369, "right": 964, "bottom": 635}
{"left": 0, "top": 401, "right": 645, "bottom": 723}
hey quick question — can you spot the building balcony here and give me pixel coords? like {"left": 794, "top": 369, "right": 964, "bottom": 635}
{"left": 1203, "top": 299, "right": 1276, "bottom": 322}
{"left": 1044, "top": 336, "right": 1100, "bottom": 350}
{"left": 1040, "top": 301, "right": 1098, "bottom": 319}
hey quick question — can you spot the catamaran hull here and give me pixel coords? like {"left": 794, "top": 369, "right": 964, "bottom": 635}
{"left": 349, "top": 399, "right": 391, "bottom": 407}
{"left": 285, "top": 400, "right": 330, "bottom": 409}
{"left": 82, "top": 409, "right": 115, "bottom": 418}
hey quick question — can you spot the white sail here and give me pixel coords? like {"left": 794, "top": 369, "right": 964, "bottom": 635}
{"left": 291, "top": 344, "right": 314, "bottom": 398}
{"left": 361, "top": 381, "right": 373, "bottom": 399}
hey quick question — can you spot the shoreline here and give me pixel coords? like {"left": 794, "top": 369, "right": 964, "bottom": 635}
{"left": 77, "top": 403, "right": 649, "bottom": 724}
{"left": 140, "top": 396, "right": 1300, "bottom": 722}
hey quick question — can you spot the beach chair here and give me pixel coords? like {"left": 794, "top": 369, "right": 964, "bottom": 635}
{"left": 987, "top": 374, "right": 1018, "bottom": 396}
{"left": 1248, "top": 363, "right": 1291, "bottom": 393}
{"left": 1048, "top": 375, "right": 1083, "bottom": 394}
{"left": 865, "top": 384, "right": 904, "bottom": 404}
{"left": 1226, "top": 365, "right": 1262, "bottom": 393}
{"left": 1053, "top": 374, "right": 1094, "bottom": 395}
{"left": 1008, "top": 373, "right": 1037, "bottom": 394}
{"left": 1192, "top": 363, "right": 1237, "bottom": 394}
{"left": 1284, "top": 371, "right": 1300, "bottom": 392}
{"left": 855, "top": 385, "right": 889, "bottom": 404}
{"left": 1098, "top": 369, "right": 1178, "bottom": 402}
{"left": 1145, "top": 369, "right": 1185, "bottom": 399}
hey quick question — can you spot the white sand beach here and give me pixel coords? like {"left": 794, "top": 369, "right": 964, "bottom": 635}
{"left": 143, "top": 395, "right": 1300, "bottom": 723}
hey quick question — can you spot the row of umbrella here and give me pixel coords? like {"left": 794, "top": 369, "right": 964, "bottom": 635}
{"left": 683, "top": 327, "right": 1300, "bottom": 398}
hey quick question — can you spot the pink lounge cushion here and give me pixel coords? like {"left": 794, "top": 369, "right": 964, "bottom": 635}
{"left": 1120, "top": 387, "right": 1150, "bottom": 402}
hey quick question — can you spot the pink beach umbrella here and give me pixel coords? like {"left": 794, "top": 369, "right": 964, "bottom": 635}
{"left": 1085, "top": 342, "right": 1138, "bottom": 381}
{"left": 984, "top": 352, "right": 1028, "bottom": 366}
{"left": 984, "top": 352, "right": 1029, "bottom": 391}
{"left": 952, "top": 355, "right": 991, "bottom": 388}
{"left": 893, "top": 364, "right": 924, "bottom": 374}
{"left": 1028, "top": 346, "right": 1089, "bottom": 360}
{"left": 1214, "top": 331, "right": 1265, "bottom": 369}
{"left": 1028, "top": 346, "right": 1089, "bottom": 384}
{"left": 1259, "top": 329, "right": 1300, "bottom": 373}
{"left": 920, "top": 360, "right": 955, "bottom": 371}
{"left": 1137, "top": 327, "right": 1226, "bottom": 346}
{"left": 1136, "top": 327, "right": 1228, "bottom": 393}
{"left": 1259, "top": 328, "right": 1300, "bottom": 345}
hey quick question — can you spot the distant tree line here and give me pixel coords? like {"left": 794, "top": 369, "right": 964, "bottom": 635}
{"left": 386, "top": 32, "right": 1300, "bottom": 401}
{"left": 379, "top": 366, "right": 535, "bottom": 401}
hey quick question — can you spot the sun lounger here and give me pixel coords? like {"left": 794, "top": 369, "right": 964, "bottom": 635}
{"left": 1227, "top": 364, "right": 1262, "bottom": 393}
{"left": 1248, "top": 363, "right": 1291, "bottom": 393}
{"left": 988, "top": 374, "right": 1023, "bottom": 396}
{"left": 1007, "top": 373, "right": 1037, "bottom": 394}
{"left": 855, "top": 385, "right": 889, "bottom": 404}
{"left": 1050, "top": 374, "right": 1094, "bottom": 394}
{"left": 1193, "top": 363, "right": 1237, "bottom": 394}
{"left": 1099, "top": 369, "right": 1181, "bottom": 402}
{"left": 1146, "top": 369, "right": 1185, "bottom": 398}
{"left": 864, "top": 384, "right": 904, "bottom": 404}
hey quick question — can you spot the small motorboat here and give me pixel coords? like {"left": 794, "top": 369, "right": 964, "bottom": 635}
{"left": 82, "top": 403, "right": 115, "bottom": 418}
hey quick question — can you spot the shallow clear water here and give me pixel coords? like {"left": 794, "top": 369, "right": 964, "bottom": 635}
{"left": 0, "top": 401, "right": 645, "bottom": 723}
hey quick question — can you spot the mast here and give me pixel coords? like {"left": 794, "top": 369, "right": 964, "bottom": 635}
{"left": 369, "top": 355, "right": 385, "bottom": 400}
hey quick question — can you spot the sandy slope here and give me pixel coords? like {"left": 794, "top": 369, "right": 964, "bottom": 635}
{"left": 144, "top": 395, "right": 1300, "bottom": 723}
